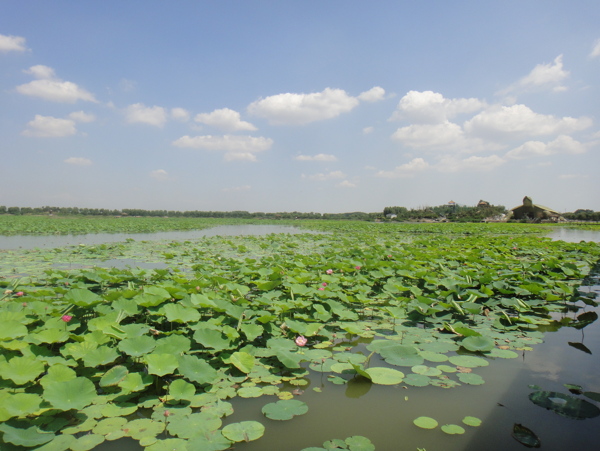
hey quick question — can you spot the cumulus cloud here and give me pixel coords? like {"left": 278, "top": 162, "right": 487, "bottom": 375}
{"left": 22, "top": 115, "right": 76, "bottom": 137}
{"left": 590, "top": 39, "right": 600, "bottom": 59}
{"left": 437, "top": 155, "right": 506, "bottom": 172}
{"left": 392, "top": 121, "right": 464, "bottom": 149}
{"left": 363, "top": 126, "right": 374, "bottom": 134}
{"left": 68, "top": 111, "right": 95, "bottom": 123}
{"left": 248, "top": 87, "right": 360, "bottom": 125}
{"left": 0, "top": 34, "right": 28, "bottom": 52}
{"left": 505, "top": 135, "right": 588, "bottom": 159}
{"left": 294, "top": 153, "right": 338, "bottom": 162}
{"left": 64, "top": 157, "right": 92, "bottom": 166}
{"left": 358, "top": 86, "right": 385, "bottom": 102}
{"left": 303, "top": 170, "right": 346, "bottom": 181}
{"left": 222, "top": 185, "right": 251, "bottom": 192}
{"left": 464, "top": 104, "right": 592, "bottom": 140}
{"left": 499, "top": 55, "right": 569, "bottom": 95}
{"left": 172, "top": 135, "right": 273, "bottom": 161}
{"left": 390, "top": 90, "right": 486, "bottom": 123}
{"left": 375, "top": 158, "right": 429, "bottom": 178}
{"left": 337, "top": 180, "right": 356, "bottom": 188}
{"left": 16, "top": 65, "right": 97, "bottom": 103}
{"left": 195, "top": 108, "right": 256, "bottom": 132}
{"left": 150, "top": 169, "right": 169, "bottom": 181}
{"left": 171, "top": 107, "right": 190, "bottom": 122}
{"left": 125, "top": 103, "right": 167, "bottom": 127}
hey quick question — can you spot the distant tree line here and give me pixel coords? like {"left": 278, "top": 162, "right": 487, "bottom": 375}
{"left": 0, "top": 206, "right": 379, "bottom": 221}
{"left": 383, "top": 203, "right": 507, "bottom": 222}
{"left": 562, "top": 209, "right": 600, "bottom": 221}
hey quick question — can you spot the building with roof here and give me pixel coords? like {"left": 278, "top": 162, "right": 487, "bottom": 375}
{"left": 506, "top": 196, "right": 563, "bottom": 222}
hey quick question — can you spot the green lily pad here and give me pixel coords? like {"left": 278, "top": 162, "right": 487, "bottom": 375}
{"left": 93, "top": 417, "right": 128, "bottom": 436}
{"left": 70, "top": 433, "right": 104, "bottom": 451}
{"left": 403, "top": 373, "right": 431, "bottom": 387}
{"left": 167, "top": 412, "right": 222, "bottom": 439}
{"left": 462, "top": 416, "right": 482, "bottom": 427}
{"left": 100, "top": 365, "right": 128, "bottom": 387}
{"left": 43, "top": 377, "right": 97, "bottom": 410}
{"left": 345, "top": 435, "right": 375, "bottom": 450}
{"left": 193, "top": 328, "right": 233, "bottom": 351}
{"left": 262, "top": 399, "right": 308, "bottom": 420}
{"left": 5, "top": 393, "right": 42, "bottom": 417}
{"left": 413, "top": 416, "right": 438, "bottom": 429}
{"left": 145, "top": 353, "right": 179, "bottom": 376}
{"left": 441, "top": 424, "right": 465, "bottom": 435}
{"left": 230, "top": 351, "right": 255, "bottom": 374}
{"left": 364, "top": 367, "right": 405, "bottom": 385}
{"left": 82, "top": 346, "right": 119, "bottom": 367}
{"left": 123, "top": 419, "right": 165, "bottom": 440}
{"left": 118, "top": 372, "right": 153, "bottom": 392}
{"left": 238, "top": 386, "right": 264, "bottom": 398}
{"left": 0, "top": 356, "right": 46, "bottom": 385}
{"left": 222, "top": 421, "right": 265, "bottom": 442}
{"left": 118, "top": 335, "right": 156, "bottom": 357}
{"left": 178, "top": 354, "right": 218, "bottom": 384}
{"left": 448, "top": 355, "right": 489, "bottom": 368}
{"left": 169, "top": 379, "right": 196, "bottom": 400}
{"left": 0, "top": 321, "right": 28, "bottom": 340}
{"left": 411, "top": 365, "right": 442, "bottom": 376}
{"left": 64, "top": 288, "right": 102, "bottom": 307}
{"left": 0, "top": 423, "right": 54, "bottom": 447}
{"left": 529, "top": 391, "right": 600, "bottom": 419}
{"left": 187, "top": 430, "right": 232, "bottom": 451}
{"left": 461, "top": 336, "right": 495, "bottom": 352}
{"left": 457, "top": 373, "right": 485, "bottom": 385}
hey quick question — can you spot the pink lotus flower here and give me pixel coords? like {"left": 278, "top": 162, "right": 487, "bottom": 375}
{"left": 318, "top": 287, "right": 325, "bottom": 291}
{"left": 295, "top": 335, "right": 308, "bottom": 347}
{"left": 322, "top": 282, "right": 327, "bottom": 287}
{"left": 61, "top": 315, "right": 73, "bottom": 322}
{"left": 326, "top": 269, "right": 333, "bottom": 275}
{"left": 15, "top": 292, "right": 24, "bottom": 297}
{"left": 355, "top": 266, "right": 361, "bottom": 270}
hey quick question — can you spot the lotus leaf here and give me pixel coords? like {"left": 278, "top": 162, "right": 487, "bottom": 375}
{"left": 512, "top": 423, "right": 541, "bottom": 448}
{"left": 0, "top": 321, "right": 28, "bottom": 340}
{"left": 457, "top": 373, "right": 485, "bottom": 385}
{"left": 461, "top": 335, "right": 495, "bottom": 352}
{"left": 82, "top": 346, "right": 119, "bottom": 367}
{"left": 33, "top": 328, "right": 70, "bottom": 344}
{"left": 238, "top": 386, "right": 264, "bottom": 398}
{"left": 145, "top": 438, "right": 188, "bottom": 451}
{"left": 5, "top": 393, "right": 42, "bottom": 417}
{"left": 262, "top": 399, "right": 308, "bottom": 420}
{"left": 413, "top": 416, "right": 438, "bottom": 429}
{"left": 101, "top": 402, "right": 137, "bottom": 418}
{"left": 43, "top": 377, "right": 97, "bottom": 410}
{"left": 363, "top": 367, "right": 405, "bottom": 385}
{"left": 441, "top": 424, "right": 465, "bottom": 435}
{"left": 222, "top": 421, "right": 265, "bottom": 442}
{"left": 36, "top": 434, "right": 76, "bottom": 451}
{"left": 169, "top": 379, "right": 196, "bottom": 400}
{"left": 462, "top": 416, "right": 482, "bottom": 427}
{"left": 177, "top": 354, "right": 218, "bottom": 384}
{"left": 163, "top": 303, "right": 201, "bottom": 323}
{"left": 187, "top": 430, "right": 232, "bottom": 451}
{"left": 0, "top": 423, "right": 54, "bottom": 447}
{"left": 403, "top": 373, "right": 431, "bottom": 387}
{"left": 145, "top": 353, "right": 179, "bottom": 376}
{"left": 345, "top": 435, "right": 375, "bottom": 451}
{"left": 92, "top": 417, "right": 127, "bottom": 436}
{"left": 528, "top": 391, "right": 600, "bottom": 419}
{"left": 230, "top": 351, "right": 255, "bottom": 373}
{"left": 193, "top": 328, "right": 233, "bottom": 351}
{"left": 118, "top": 335, "right": 156, "bottom": 357}
{"left": 448, "top": 355, "right": 489, "bottom": 368}
{"left": 584, "top": 391, "right": 600, "bottom": 402}
{"left": 123, "top": 418, "right": 165, "bottom": 440}
{"left": 0, "top": 356, "right": 45, "bottom": 385}
{"left": 70, "top": 433, "right": 104, "bottom": 451}
{"left": 118, "top": 372, "right": 153, "bottom": 392}
{"left": 240, "top": 322, "right": 263, "bottom": 341}
{"left": 411, "top": 365, "right": 442, "bottom": 376}
{"left": 154, "top": 334, "right": 191, "bottom": 354}
{"left": 167, "top": 412, "right": 222, "bottom": 438}
{"left": 64, "top": 288, "right": 102, "bottom": 307}
{"left": 99, "top": 365, "right": 128, "bottom": 387}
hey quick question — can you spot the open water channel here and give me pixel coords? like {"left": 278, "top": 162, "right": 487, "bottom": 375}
{"left": 1, "top": 226, "right": 599, "bottom": 450}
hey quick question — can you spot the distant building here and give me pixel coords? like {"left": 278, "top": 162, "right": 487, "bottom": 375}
{"left": 506, "top": 196, "right": 562, "bottom": 222}
{"left": 477, "top": 200, "right": 490, "bottom": 208}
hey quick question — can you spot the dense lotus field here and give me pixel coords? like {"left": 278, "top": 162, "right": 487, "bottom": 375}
{"left": 0, "top": 221, "right": 599, "bottom": 450}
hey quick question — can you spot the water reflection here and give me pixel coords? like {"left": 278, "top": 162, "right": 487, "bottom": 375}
{"left": 547, "top": 228, "right": 600, "bottom": 243}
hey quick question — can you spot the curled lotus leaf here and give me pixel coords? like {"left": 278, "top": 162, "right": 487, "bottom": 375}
{"left": 99, "top": 365, "right": 128, "bottom": 387}
{"left": 512, "top": 423, "right": 541, "bottom": 448}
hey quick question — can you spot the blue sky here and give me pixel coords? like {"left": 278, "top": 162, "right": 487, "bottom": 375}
{"left": 1, "top": 1, "right": 599, "bottom": 213}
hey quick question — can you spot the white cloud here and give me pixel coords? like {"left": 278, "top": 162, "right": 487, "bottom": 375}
{"left": 64, "top": 157, "right": 92, "bottom": 166}
{"left": 222, "top": 185, "right": 251, "bottom": 192}
{"left": 119, "top": 78, "right": 137, "bottom": 92}
{"left": 499, "top": 55, "right": 569, "bottom": 94}
{"left": 195, "top": 108, "right": 256, "bottom": 132}
{"left": 22, "top": 115, "right": 76, "bottom": 137}
{"left": 125, "top": 103, "right": 167, "bottom": 127}
{"left": 69, "top": 111, "right": 95, "bottom": 123}
{"left": 590, "top": 39, "right": 600, "bottom": 59}
{"left": 390, "top": 90, "right": 486, "bottom": 123}
{"left": 150, "top": 169, "right": 169, "bottom": 181}
{"left": 0, "top": 34, "right": 28, "bottom": 52}
{"left": 17, "top": 65, "right": 97, "bottom": 103}
{"left": 25, "top": 65, "right": 56, "bottom": 79}
{"left": 363, "top": 126, "right": 374, "bottom": 134}
{"left": 172, "top": 135, "right": 273, "bottom": 161}
{"left": 171, "top": 107, "right": 190, "bottom": 122}
{"left": 506, "top": 135, "right": 588, "bottom": 159}
{"left": 392, "top": 121, "right": 464, "bottom": 149}
{"left": 358, "top": 86, "right": 385, "bottom": 102}
{"left": 558, "top": 173, "right": 588, "bottom": 180}
{"left": 437, "top": 155, "right": 506, "bottom": 172}
{"left": 464, "top": 104, "right": 592, "bottom": 140}
{"left": 248, "top": 87, "right": 360, "bottom": 125}
{"left": 294, "top": 153, "right": 338, "bottom": 162}
{"left": 337, "top": 180, "right": 356, "bottom": 188}
{"left": 375, "top": 158, "right": 429, "bottom": 178}
{"left": 303, "top": 170, "right": 346, "bottom": 181}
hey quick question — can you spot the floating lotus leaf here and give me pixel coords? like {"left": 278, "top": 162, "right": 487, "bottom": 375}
{"left": 43, "top": 377, "right": 97, "bottom": 410}
{"left": 528, "top": 391, "right": 600, "bottom": 419}
{"left": 345, "top": 435, "right": 375, "bottom": 451}
{"left": 448, "top": 355, "right": 489, "bottom": 368}
{"left": 163, "top": 303, "right": 201, "bottom": 323}
{"left": 64, "top": 288, "right": 102, "bottom": 307}
{"left": 240, "top": 322, "right": 263, "bottom": 341}
{"left": 462, "top": 416, "right": 482, "bottom": 427}
{"left": 436, "top": 364, "right": 457, "bottom": 373}
{"left": 118, "top": 372, "right": 153, "bottom": 392}
{"left": 363, "top": 367, "right": 405, "bottom": 385}
{"left": 123, "top": 419, "right": 165, "bottom": 440}
{"left": 92, "top": 417, "right": 128, "bottom": 436}
{"left": 0, "top": 356, "right": 45, "bottom": 385}
{"left": 145, "top": 438, "right": 188, "bottom": 451}
{"left": 0, "top": 321, "right": 28, "bottom": 340}
{"left": 177, "top": 354, "right": 218, "bottom": 384}
{"left": 457, "top": 373, "right": 485, "bottom": 385}
{"left": 70, "top": 433, "right": 104, "bottom": 451}
{"left": 154, "top": 335, "right": 191, "bottom": 354}
{"left": 0, "top": 423, "right": 54, "bottom": 447}
{"left": 36, "top": 434, "right": 76, "bottom": 451}
{"left": 413, "top": 416, "right": 438, "bottom": 429}
{"left": 193, "top": 328, "right": 233, "bottom": 351}
{"left": 309, "top": 358, "right": 335, "bottom": 372}
{"left": 167, "top": 412, "right": 222, "bottom": 438}
{"left": 101, "top": 402, "right": 137, "bottom": 418}
{"left": 62, "top": 341, "right": 98, "bottom": 360}
{"left": 403, "top": 374, "right": 430, "bottom": 387}
{"left": 461, "top": 336, "right": 495, "bottom": 352}
{"left": 230, "top": 351, "right": 255, "bottom": 373}
{"left": 488, "top": 348, "right": 519, "bottom": 359}
{"left": 512, "top": 423, "right": 541, "bottom": 448}
{"left": 419, "top": 351, "right": 448, "bottom": 362}
{"left": 82, "top": 346, "right": 119, "bottom": 367}
{"left": 584, "top": 391, "right": 600, "bottom": 402}
{"left": 419, "top": 341, "right": 459, "bottom": 353}
{"left": 238, "top": 386, "right": 264, "bottom": 398}
{"left": 441, "top": 424, "right": 465, "bottom": 435}
{"left": 222, "top": 421, "right": 265, "bottom": 442}
{"left": 187, "top": 430, "right": 232, "bottom": 451}
{"left": 377, "top": 343, "right": 424, "bottom": 367}
{"left": 169, "top": 379, "right": 196, "bottom": 400}
{"left": 33, "top": 328, "right": 70, "bottom": 344}
{"left": 411, "top": 365, "right": 442, "bottom": 376}
{"left": 118, "top": 335, "right": 156, "bottom": 357}
{"left": 99, "top": 365, "right": 128, "bottom": 387}
{"left": 5, "top": 393, "right": 42, "bottom": 417}
{"left": 262, "top": 399, "right": 308, "bottom": 420}
{"left": 145, "top": 353, "right": 179, "bottom": 376}
{"left": 275, "top": 349, "right": 303, "bottom": 368}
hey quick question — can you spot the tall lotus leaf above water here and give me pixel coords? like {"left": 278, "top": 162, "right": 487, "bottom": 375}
{"left": 154, "top": 334, "right": 191, "bottom": 354}
{"left": 145, "top": 353, "right": 179, "bottom": 376}
{"left": 229, "top": 351, "right": 255, "bottom": 373}
{"left": 163, "top": 303, "right": 201, "bottom": 323}
{"left": 0, "top": 320, "right": 28, "bottom": 340}
{"left": 118, "top": 335, "right": 156, "bottom": 357}
{"left": 169, "top": 379, "right": 196, "bottom": 400}
{"left": 177, "top": 354, "right": 218, "bottom": 384}
{"left": 0, "top": 356, "right": 45, "bottom": 385}
{"left": 100, "top": 365, "right": 128, "bottom": 387}
{"left": 193, "top": 327, "right": 233, "bottom": 351}
{"left": 0, "top": 423, "right": 54, "bottom": 447}
{"left": 5, "top": 393, "right": 43, "bottom": 417}
{"left": 43, "top": 377, "right": 97, "bottom": 410}
{"left": 64, "top": 288, "right": 102, "bottom": 307}
{"left": 82, "top": 345, "right": 120, "bottom": 367}
{"left": 33, "top": 328, "right": 70, "bottom": 344}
